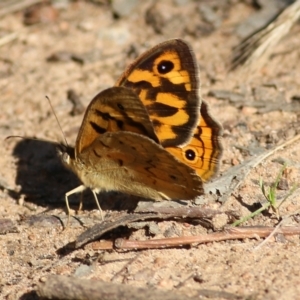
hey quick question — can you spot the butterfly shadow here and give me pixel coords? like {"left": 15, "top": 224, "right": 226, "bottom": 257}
{"left": 11, "top": 139, "right": 142, "bottom": 216}
{"left": 12, "top": 139, "right": 79, "bottom": 213}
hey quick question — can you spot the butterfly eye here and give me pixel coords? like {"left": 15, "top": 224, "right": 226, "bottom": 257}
{"left": 157, "top": 60, "right": 174, "bottom": 74}
{"left": 184, "top": 148, "right": 197, "bottom": 163}
{"left": 62, "top": 152, "right": 70, "bottom": 164}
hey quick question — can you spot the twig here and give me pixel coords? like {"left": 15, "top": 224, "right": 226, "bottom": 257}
{"left": 0, "top": 32, "right": 17, "bottom": 48}
{"left": 254, "top": 208, "right": 300, "bottom": 250}
{"left": 254, "top": 219, "right": 284, "bottom": 251}
{"left": 75, "top": 208, "right": 227, "bottom": 248}
{"left": 37, "top": 275, "right": 201, "bottom": 300}
{"left": 0, "top": 0, "right": 44, "bottom": 17}
{"left": 114, "top": 226, "right": 300, "bottom": 250}
{"left": 250, "top": 133, "right": 300, "bottom": 169}
{"left": 110, "top": 254, "right": 140, "bottom": 282}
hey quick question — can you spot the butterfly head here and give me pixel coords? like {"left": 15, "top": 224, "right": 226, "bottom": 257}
{"left": 57, "top": 143, "right": 75, "bottom": 170}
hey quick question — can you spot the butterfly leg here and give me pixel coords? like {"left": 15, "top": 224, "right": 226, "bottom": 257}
{"left": 91, "top": 190, "right": 104, "bottom": 221}
{"left": 65, "top": 185, "right": 86, "bottom": 227}
{"left": 78, "top": 192, "right": 83, "bottom": 212}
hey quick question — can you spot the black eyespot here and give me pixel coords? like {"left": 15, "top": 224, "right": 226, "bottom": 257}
{"left": 185, "top": 149, "right": 196, "bottom": 161}
{"left": 157, "top": 60, "right": 174, "bottom": 74}
{"left": 117, "top": 103, "right": 124, "bottom": 110}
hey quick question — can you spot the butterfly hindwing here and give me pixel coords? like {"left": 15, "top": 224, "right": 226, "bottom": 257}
{"left": 166, "top": 101, "right": 223, "bottom": 181}
{"left": 77, "top": 131, "right": 204, "bottom": 200}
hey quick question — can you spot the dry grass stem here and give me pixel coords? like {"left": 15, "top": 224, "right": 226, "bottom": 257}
{"left": 232, "top": 0, "right": 300, "bottom": 73}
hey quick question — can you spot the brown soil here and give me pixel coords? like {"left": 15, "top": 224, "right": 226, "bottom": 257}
{"left": 1, "top": 1, "right": 300, "bottom": 299}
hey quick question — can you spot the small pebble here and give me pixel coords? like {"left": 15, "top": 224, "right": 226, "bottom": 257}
{"left": 111, "top": 0, "right": 138, "bottom": 17}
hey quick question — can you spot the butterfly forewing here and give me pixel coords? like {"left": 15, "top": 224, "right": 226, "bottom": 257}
{"left": 116, "top": 39, "right": 201, "bottom": 148}
{"left": 75, "top": 87, "right": 159, "bottom": 155}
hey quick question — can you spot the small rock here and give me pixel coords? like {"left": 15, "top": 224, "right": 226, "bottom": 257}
{"left": 208, "top": 89, "right": 244, "bottom": 102}
{"left": 211, "top": 213, "right": 228, "bottom": 230}
{"left": 27, "top": 215, "right": 62, "bottom": 228}
{"left": 52, "top": 0, "right": 70, "bottom": 10}
{"left": 277, "top": 178, "right": 289, "bottom": 190}
{"left": 148, "top": 222, "right": 161, "bottom": 235}
{"left": 145, "top": 1, "right": 185, "bottom": 36}
{"left": 133, "top": 268, "right": 155, "bottom": 281}
{"left": 0, "top": 219, "right": 18, "bottom": 234}
{"left": 111, "top": 0, "right": 138, "bottom": 17}
{"left": 158, "top": 278, "right": 174, "bottom": 289}
{"left": 78, "top": 21, "right": 94, "bottom": 32}
{"left": 23, "top": 3, "right": 59, "bottom": 25}
{"left": 174, "top": 0, "right": 192, "bottom": 5}
{"left": 74, "top": 264, "right": 95, "bottom": 277}
{"left": 242, "top": 106, "right": 258, "bottom": 115}
{"left": 98, "top": 25, "right": 131, "bottom": 51}
{"left": 199, "top": 3, "right": 221, "bottom": 28}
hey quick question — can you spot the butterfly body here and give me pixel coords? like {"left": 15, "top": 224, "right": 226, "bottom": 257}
{"left": 60, "top": 39, "right": 223, "bottom": 218}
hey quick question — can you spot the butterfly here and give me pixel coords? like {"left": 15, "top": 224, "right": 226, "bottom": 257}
{"left": 60, "top": 39, "right": 223, "bottom": 219}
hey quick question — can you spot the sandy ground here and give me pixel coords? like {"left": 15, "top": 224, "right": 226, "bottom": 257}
{"left": 1, "top": 1, "right": 300, "bottom": 299}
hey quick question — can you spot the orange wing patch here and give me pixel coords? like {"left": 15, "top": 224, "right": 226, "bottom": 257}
{"left": 166, "top": 101, "right": 223, "bottom": 181}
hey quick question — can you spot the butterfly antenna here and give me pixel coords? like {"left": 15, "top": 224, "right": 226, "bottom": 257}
{"left": 46, "top": 96, "right": 69, "bottom": 147}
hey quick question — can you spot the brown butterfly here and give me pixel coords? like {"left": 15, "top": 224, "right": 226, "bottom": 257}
{"left": 61, "top": 39, "right": 222, "bottom": 219}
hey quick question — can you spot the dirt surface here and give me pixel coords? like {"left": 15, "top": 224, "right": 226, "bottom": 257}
{"left": 1, "top": 1, "right": 300, "bottom": 299}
